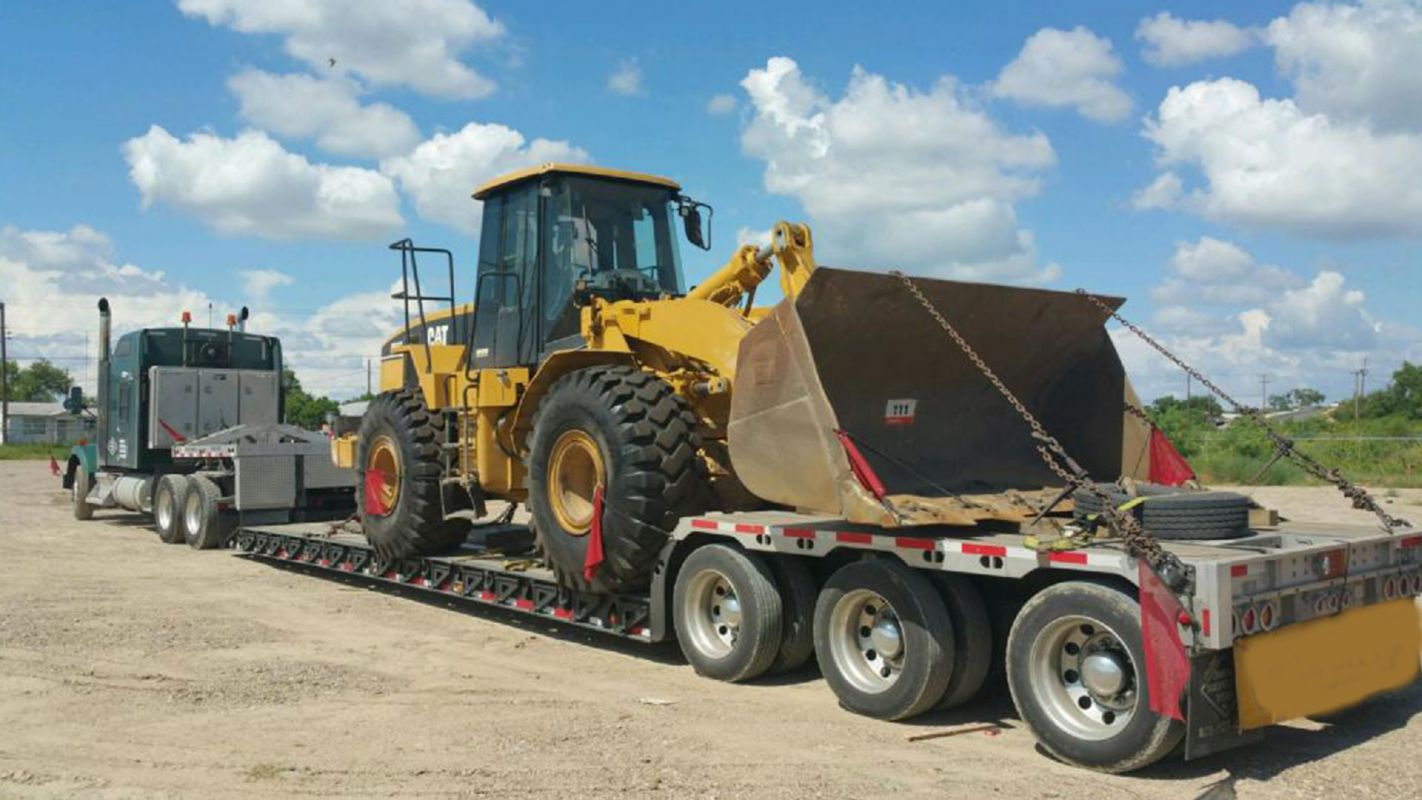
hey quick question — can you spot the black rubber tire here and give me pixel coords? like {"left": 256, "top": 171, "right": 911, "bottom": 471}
{"left": 72, "top": 467, "right": 94, "bottom": 521}
{"left": 673, "top": 544, "right": 783, "bottom": 682}
{"left": 814, "top": 559, "right": 955, "bottom": 721}
{"left": 526, "top": 366, "right": 707, "bottom": 592}
{"left": 931, "top": 573, "right": 993, "bottom": 710}
{"left": 1006, "top": 581, "right": 1184, "bottom": 773}
{"left": 182, "top": 475, "right": 232, "bottom": 550}
{"left": 1073, "top": 483, "right": 1250, "bottom": 540}
{"left": 767, "top": 556, "right": 818, "bottom": 674}
{"left": 357, "top": 389, "right": 469, "bottom": 562}
{"left": 153, "top": 475, "right": 189, "bottom": 544}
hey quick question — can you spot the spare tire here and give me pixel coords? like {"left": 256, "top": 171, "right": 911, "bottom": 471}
{"left": 1072, "top": 483, "right": 1250, "bottom": 540}
{"left": 526, "top": 366, "right": 709, "bottom": 592}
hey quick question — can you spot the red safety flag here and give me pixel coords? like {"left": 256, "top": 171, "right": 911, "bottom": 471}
{"left": 1138, "top": 561, "right": 1191, "bottom": 721}
{"left": 49, "top": 456, "right": 61, "bottom": 478}
{"left": 1148, "top": 426, "right": 1195, "bottom": 487}
{"left": 363, "top": 467, "right": 388, "bottom": 516}
{"left": 583, "top": 484, "right": 606, "bottom": 582}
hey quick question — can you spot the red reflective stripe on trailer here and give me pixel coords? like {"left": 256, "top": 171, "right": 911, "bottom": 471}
{"left": 630, "top": 626, "right": 648, "bottom": 637}
{"left": 1400, "top": 535, "right": 1422, "bottom": 549}
{"left": 479, "top": 591, "right": 496, "bottom": 601}
{"left": 782, "top": 527, "right": 815, "bottom": 539}
{"left": 553, "top": 607, "right": 573, "bottom": 620}
{"left": 337, "top": 562, "right": 355, "bottom": 572}
{"left": 1201, "top": 608, "right": 1212, "bottom": 637}
{"left": 836, "top": 531, "right": 874, "bottom": 545}
{"left": 895, "top": 537, "right": 934, "bottom": 550}
{"left": 1230, "top": 564, "right": 1248, "bottom": 577}
{"left": 1048, "top": 551, "right": 1088, "bottom": 565}
{"left": 691, "top": 519, "right": 719, "bottom": 530}
{"left": 315, "top": 558, "right": 330, "bottom": 567}
{"left": 734, "top": 523, "right": 764, "bottom": 535}
{"left": 513, "top": 598, "right": 534, "bottom": 610}
{"left": 961, "top": 543, "right": 1007, "bottom": 557}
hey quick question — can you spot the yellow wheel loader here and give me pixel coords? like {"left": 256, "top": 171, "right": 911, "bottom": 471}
{"left": 341, "top": 163, "right": 1140, "bottom": 592}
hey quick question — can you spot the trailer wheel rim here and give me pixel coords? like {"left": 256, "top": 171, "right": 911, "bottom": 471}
{"left": 1028, "top": 614, "right": 1138, "bottom": 741}
{"left": 366, "top": 435, "right": 401, "bottom": 515}
{"left": 828, "top": 589, "right": 904, "bottom": 693}
{"left": 185, "top": 487, "right": 204, "bottom": 535}
{"left": 682, "top": 568, "right": 741, "bottom": 659}
{"left": 155, "top": 485, "right": 173, "bottom": 530}
{"left": 547, "top": 429, "right": 604, "bottom": 536}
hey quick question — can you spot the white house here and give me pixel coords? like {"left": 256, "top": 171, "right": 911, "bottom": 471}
{"left": 1, "top": 402, "right": 96, "bottom": 444}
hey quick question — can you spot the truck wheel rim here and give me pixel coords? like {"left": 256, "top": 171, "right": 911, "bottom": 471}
{"left": 828, "top": 589, "right": 904, "bottom": 693}
{"left": 1028, "top": 615, "right": 1138, "bottom": 741}
{"left": 547, "top": 429, "right": 604, "bottom": 536}
{"left": 682, "top": 569, "right": 740, "bottom": 659}
{"left": 155, "top": 487, "right": 173, "bottom": 530}
{"left": 185, "top": 489, "right": 203, "bottom": 534}
{"left": 367, "top": 435, "right": 401, "bottom": 515}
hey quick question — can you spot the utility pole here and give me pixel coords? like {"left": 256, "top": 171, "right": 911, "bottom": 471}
{"left": 366, "top": 358, "right": 372, "bottom": 397}
{"left": 1, "top": 301, "right": 8, "bottom": 445}
{"left": 1185, "top": 372, "right": 1191, "bottom": 402}
{"left": 1360, "top": 356, "right": 1368, "bottom": 397}
{"left": 1259, "top": 374, "right": 1270, "bottom": 411}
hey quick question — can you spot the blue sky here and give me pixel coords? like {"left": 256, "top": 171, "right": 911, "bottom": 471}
{"left": 1, "top": 0, "right": 1419, "bottom": 402}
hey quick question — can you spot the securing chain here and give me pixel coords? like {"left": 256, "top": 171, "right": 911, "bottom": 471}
{"left": 891, "top": 271, "right": 1185, "bottom": 582}
{"left": 1075, "top": 289, "right": 1410, "bottom": 532}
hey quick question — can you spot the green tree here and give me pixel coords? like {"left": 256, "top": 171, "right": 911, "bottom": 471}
{"left": 1268, "top": 387, "right": 1325, "bottom": 410}
{"left": 2, "top": 359, "right": 73, "bottom": 402}
{"left": 282, "top": 369, "right": 339, "bottom": 430}
{"left": 1356, "top": 362, "right": 1422, "bottom": 419}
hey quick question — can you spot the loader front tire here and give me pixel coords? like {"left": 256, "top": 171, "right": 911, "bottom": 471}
{"left": 358, "top": 389, "right": 469, "bottom": 561}
{"left": 527, "top": 366, "right": 707, "bottom": 592}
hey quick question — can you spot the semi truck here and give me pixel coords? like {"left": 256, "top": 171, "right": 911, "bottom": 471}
{"left": 62, "top": 299, "right": 354, "bottom": 548}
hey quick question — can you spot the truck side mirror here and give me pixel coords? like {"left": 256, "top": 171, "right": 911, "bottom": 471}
{"left": 63, "top": 385, "right": 85, "bottom": 414}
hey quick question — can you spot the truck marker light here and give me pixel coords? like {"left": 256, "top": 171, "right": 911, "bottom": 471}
{"left": 1258, "top": 601, "right": 1278, "bottom": 631}
{"left": 1241, "top": 606, "right": 1258, "bottom": 634}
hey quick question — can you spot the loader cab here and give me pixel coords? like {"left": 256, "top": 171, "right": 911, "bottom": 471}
{"left": 469, "top": 165, "right": 691, "bottom": 369}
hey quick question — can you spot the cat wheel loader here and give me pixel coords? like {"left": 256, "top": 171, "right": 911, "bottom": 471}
{"left": 340, "top": 163, "right": 1135, "bottom": 592}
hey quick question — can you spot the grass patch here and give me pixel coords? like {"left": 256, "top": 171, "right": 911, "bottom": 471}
{"left": 0, "top": 442, "right": 73, "bottom": 461}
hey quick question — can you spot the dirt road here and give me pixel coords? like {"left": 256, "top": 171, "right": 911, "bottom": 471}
{"left": 2, "top": 461, "right": 1420, "bottom": 799}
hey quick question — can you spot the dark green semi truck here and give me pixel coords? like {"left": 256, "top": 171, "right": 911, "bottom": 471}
{"left": 63, "top": 298, "right": 353, "bottom": 548}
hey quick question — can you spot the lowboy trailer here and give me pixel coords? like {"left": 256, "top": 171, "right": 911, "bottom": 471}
{"left": 235, "top": 507, "right": 1422, "bottom": 774}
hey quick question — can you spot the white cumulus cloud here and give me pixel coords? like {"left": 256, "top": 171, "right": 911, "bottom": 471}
{"left": 380, "top": 122, "right": 588, "bottom": 235}
{"left": 123, "top": 125, "right": 403, "bottom": 240}
{"left": 1139, "top": 77, "right": 1422, "bottom": 238}
{"left": 1136, "top": 12, "right": 1255, "bottom": 67}
{"left": 991, "top": 26, "right": 1132, "bottom": 123}
{"left": 607, "top": 59, "right": 643, "bottom": 96}
{"left": 240, "top": 268, "right": 294, "bottom": 302}
{"left": 178, "top": 0, "right": 504, "bottom": 99}
{"left": 228, "top": 69, "right": 421, "bottom": 158}
{"left": 739, "top": 56, "right": 1059, "bottom": 283}
{"left": 706, "top": 93, "right": 737, "bottom": 115}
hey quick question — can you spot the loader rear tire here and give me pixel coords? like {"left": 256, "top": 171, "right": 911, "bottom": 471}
{"left": 526, "top": 366, "right": 708, "bottom": 593}
{"left": 358, "top": 389, "right": 469, "bottom": 562}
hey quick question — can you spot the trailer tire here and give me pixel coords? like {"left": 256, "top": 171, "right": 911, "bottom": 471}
{"left": 814, "top": 559, "right": 954, "bottom": 721}
{"left": 183, "top": 475, "right": 232, "bottom": 550}
{"left": 358, "top": 389, "right": 469, "bottom": 562}
{"left": 527, "top": 366, "right": 707, "bottom": 592}
{"left": 767, "top": 556, "right": 818, "bottom": 674}
{"left": 1006, "top": 581, "right": 1183, "bottom": 773}
{"left": 932, "top": 573, "right": 993, "bottom": 710}
{"left": 72, "top": 467, "right": 95, "bottom": 520}
{"left": 153, "top": 475, "right": 189, "bottom": 544}
{"left": 673, "top": 544, "right": 783, "bottom": 682}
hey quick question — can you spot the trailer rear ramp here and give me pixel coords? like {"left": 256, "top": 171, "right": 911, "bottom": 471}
{"left": 233, "top": 507, "right": 1421, "bottom": 774}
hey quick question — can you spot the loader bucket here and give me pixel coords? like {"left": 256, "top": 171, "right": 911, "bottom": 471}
{"left": 727, "top": 267, "right": 1126, "bottom": 528}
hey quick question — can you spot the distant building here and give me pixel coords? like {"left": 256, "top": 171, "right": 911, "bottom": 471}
{"left": 1, "top": 402, "right": 96, "bottom": 444}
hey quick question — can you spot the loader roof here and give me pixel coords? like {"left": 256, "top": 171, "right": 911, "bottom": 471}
{"left": 472, "top": 162, "right": 680, "bottom": 200}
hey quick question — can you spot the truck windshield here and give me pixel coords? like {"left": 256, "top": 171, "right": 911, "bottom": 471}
{"left": 544, "top": 176, "right": 685, "bottom": 304}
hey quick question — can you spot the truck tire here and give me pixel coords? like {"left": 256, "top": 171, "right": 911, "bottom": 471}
{"left": 814, "top": 559, "right": 955, "bottom": 721}
{"left": 1073, "top": 483, "right": 1250, "bottom": 540}
{"left": 526, "top": 366, "right": 707, "bottom": 592}
{"left": 183, "top": 475, "right": 232, "bottom": 550}
{"left": 1006, "top": 581, "right": 1184, "bottom": 773}
{"left": 932, "top": 573, "right": 993, "bottom": 710}
{"left": 358, "top": 389, "right": 469, "bottom": 562}
{"left": 72, "top": 467, "right": 95, "bottom": 520}
{"left": 767, "top": 556, "right": 818, "bottom": 674}
{"left": 153, "top": 475, "right": 189, "bottom": 544}
{"left": 673, "top": 544, "right": 783, "bottom": 682}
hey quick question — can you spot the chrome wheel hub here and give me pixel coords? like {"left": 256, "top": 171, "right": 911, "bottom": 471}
{"left": 683, "top": 570, "right": 740, "bottom": 659}
{"left": 829, "top": 589, "right": 904, "bottom": 693}
{"left": 1028, "top": 615, "right": 1138, "bottom": 740}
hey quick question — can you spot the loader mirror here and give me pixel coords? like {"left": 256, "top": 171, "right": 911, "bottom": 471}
{"left": 679, "top": 198, "right": 712, "bottom": 251}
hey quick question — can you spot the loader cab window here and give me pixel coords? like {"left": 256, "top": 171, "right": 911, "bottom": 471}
{"left": 542, "top": 176, "right": 685, "bottom": 342}
{"left": 472, "top": 183, "right": 542, "bottom": 368}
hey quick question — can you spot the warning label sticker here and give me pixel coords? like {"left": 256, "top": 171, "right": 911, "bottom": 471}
{"left": 884, "top": 398, "right": 917, "bottom": 425}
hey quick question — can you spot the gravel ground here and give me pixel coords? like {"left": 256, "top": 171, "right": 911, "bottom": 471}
{"left": 1, "top": 461, "right": 1419, "bottom": 799}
